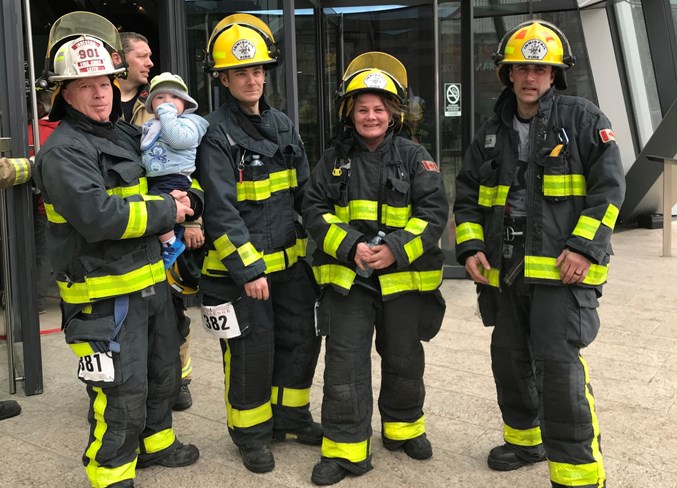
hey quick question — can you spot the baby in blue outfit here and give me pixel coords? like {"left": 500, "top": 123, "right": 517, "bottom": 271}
{"left": 141, "top": 72, "right": 209, "bottom": 268}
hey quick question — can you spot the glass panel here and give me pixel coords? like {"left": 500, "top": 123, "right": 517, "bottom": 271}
{"left": 439, "top": 2, "right": 463, "bottom": 263}
{"left": 295, "top": 3, "right": 321, "bottom": 164}
{"left": 184, "top": 1, "right": 286, "bottom": 116}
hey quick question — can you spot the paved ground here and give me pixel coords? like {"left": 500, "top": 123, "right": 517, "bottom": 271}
{"left": 1, "top": 223, "right": 676, "bottom": 487}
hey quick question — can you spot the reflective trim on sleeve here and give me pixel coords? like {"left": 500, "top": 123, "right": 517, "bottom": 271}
{"left": 478, "top": 184, "right": 509, "bottom": 207}
{"left": 543, "top": 174, "right": 587, "bottom": 197}
{"left": 455, "top": 222, "right": 484, "bottom": 244}
{"left": 382, "top": 416, "right": 425, "bottom": 441}
{"left": 379, "top": 270, "right": 442, "bottom": 296}
{"left": 57, "top": 260, "right": 166, "bottom": 304}
{"left": 141, "top": 428, "right": 176, "bottom": 454}
{"left": 121, "top": 201, "right": 148, "bottom": 239}
{"left": 213, "top": 234, "right": 237, "bottom": 260}
{"left": 190, "top": 178, "right": 203, "bottom": 191}
{"left": 106, "top": 177, "right": 148, "bottom": 198}
{"left": 404, "top": 236, "right": 424, "bottom": 263}
{"left": 237, "top": 242, "right": 261, "bottom": 267}
{"left": 44, "top": 203, "right": 67, "bottom": 224}
{"left": 312, "top": 264, "right": 356, "bottom": 291}
{"left": 203, "top": 240, "right": 305, "bottom": 276}
{"left": 503, "top": 424, "right": 543, "bottom": 447}
{"left": 572, "top": 215, "right": 601, "bottom": 241}
{"left": 602, "top": 204, "right": 619, "bottom": 230}
{"left": 323, "top": 224, "right": 347, "bottom": 258}
{"left": 271, "top": 386, "right": 311, "bottom": 408}
{"left": 404, "top": 217, "right": 428, "bottom": 235}
{"left": 10, "top": 158, "right": 31, "bottom": 185}
{"left": 321, "top": 437, "right": 371, "bottom": 463}
{"left": 524, "top": 256, "right": 608, "bottom": 285}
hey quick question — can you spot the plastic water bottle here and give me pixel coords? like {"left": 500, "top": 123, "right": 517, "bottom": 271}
{"left": 356, "top": 231, "right": 386, "bottom": 278}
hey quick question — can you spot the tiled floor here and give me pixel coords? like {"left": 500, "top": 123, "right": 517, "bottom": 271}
{"left": 1, "top": 223, "right": 676, "bottom": 487}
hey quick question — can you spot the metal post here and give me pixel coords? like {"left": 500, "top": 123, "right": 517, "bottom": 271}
{"left": 663, "top": 161, "right": 673, "bottom": 257}
{"left": 0, "top": 188, "right": 15, "bottom": 393}
{"left": 24, "top": 0, "right": 40, "bottom": 153}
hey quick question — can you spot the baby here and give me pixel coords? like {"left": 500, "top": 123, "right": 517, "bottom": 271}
{"left": 141, "top": 72, "right": 209, "bottom": 268}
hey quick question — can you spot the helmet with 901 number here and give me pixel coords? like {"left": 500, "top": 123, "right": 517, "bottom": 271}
{"left": 492, "top": 20, "right": 575, "bottom": 90}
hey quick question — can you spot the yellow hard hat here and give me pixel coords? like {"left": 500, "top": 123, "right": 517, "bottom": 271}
{"left": 493, "top": 20, "right": 575, "bottom": 90}
{"left": 337, "top": 51, "right": 407, "bottom": 124}
{"left": 205, "top": 13, "right": 278, "bottom": 73}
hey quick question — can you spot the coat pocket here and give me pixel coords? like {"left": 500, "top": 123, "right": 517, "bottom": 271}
{"left": 418, "top": 289, "right": 446, "bottom": 341}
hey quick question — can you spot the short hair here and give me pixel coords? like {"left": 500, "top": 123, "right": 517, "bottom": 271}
{"left": 120, "top": 32, "right": 149, "bottom": 53}
{"left": 350, "top": 91, "right": 402, "bottom": 123}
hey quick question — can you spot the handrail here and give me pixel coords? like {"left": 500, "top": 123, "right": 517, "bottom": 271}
{"left": 646, "top": 154, "right": 677, "bottom": 257}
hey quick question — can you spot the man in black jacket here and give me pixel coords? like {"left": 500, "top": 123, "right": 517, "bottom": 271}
{"left": 455, "top": 21, "right": 624, "bottom": 488}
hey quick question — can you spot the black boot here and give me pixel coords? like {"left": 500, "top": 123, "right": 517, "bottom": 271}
{"left": 487, "top": 443, "right": 546, "bottom": 471}
{"left": 172, "top": 383, "right": 193, "bottom": 411}
{"left": 0, "top": 400, "right": 21, "bottom": 421}
{"left": 402, "top": 434, "right": 433, "bottom": 460}
{"left": 239, "top": 445, "right": 275, "bottom": 473}
{"left": 137, "top": 442, "right": 200, "bottom": 469}
{"left": 273, "top": 421, "right": 323, "bottom": 445}
{"left": 311, "top": 460, "right": 348, "bottom": 486}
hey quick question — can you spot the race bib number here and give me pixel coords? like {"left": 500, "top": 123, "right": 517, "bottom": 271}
{"left": 78, "top": 351, "right": 115, "bottom": 382}
{"left": 201, "top": 302, "right": 242, "bottom": 339}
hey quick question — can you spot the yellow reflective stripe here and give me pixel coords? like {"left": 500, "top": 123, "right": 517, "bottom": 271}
{"left": 237, "top": 179, "right": 271, "bottom": 201}
{"left": 381, "top": 204, "right": 411, "bottom": 228}
{"left": 383, "top": 416, "right": 425, "bottom": 441}
{"left": 478, "top": 184, "right": 509, "bottom": 207}
{"left": 142, "top": 428, "right": 176, "bottom": 454}
{"left": 404, "top": 236, "right": 424, "bottom": 263}
{"left": 313, "top": 264, "right": 356, "bottom": 290}
{"left": 334, "top": 200, "right": 378, "bottom": 222}
{"left": 379, "top": 270, "right": 442, "bottom": 296}
{"left": 121, "top": 201, "right": 148, "bottom": 238}
{"left": 503, "top": 424, "right": 543, "bottom": 447}
{"left": 230, "top": 396, "right": 272, "bottom": 428}
{"left": 141, "top": 194, "right": 164, "bottom": 201}
{"left": 572, "top": 215, "right": 601, "bottom": 241}
{"left": 481, "top": 266, "right": 500, "bottom": 287}
{"left": 456, "top": 222, "right": 484, "bottom": 244}
{"left": 236, "top": 169, "right": 297, "bottom": 201}
{"left": 323, "top": 224, "right": 347, "bottom": 259}
{"left": 524, "top": 256, "right": 608, "bottom": 285}
{"left": 190, "top": 178, "right": 203, "bottom": 191}
{"left": 106, "top": 177, "right": 148, "bottom": 198}
{"left": 548, "top": 355, "right": 606, "bottom": 486}
{"left": 84, "top": 387, "right": 109, "bottom": 485}
{"left": 70, "top": 342, "right": 96, "bottom": 357}
{"left": 56, "top": 260, "right": 166, "bottom": 304}
{"left": 322, "top": 437, "right": 370, "bottom": 463}
{"left": 404, "top": 217, "right": 428, "bottom": 235}
{"left": 543, "top": 174, "right": 587, "bottom": 197}
{"left": 44, "top": 203, "right": 67, "bottom": 224}
{"left": 238, "top": 242, "right": 261, "bottom": 267}
{"left": 213, "top": 234, "right": 237, "bottom": 260}
{"left": 86, "top": 458, "right": 135, "bottom": 488}
{"left": 323, "top": 213, "right": 344, "bottom": 224}
{"left": 181, "top": 356, "right": 192, "bottom": 379}
{"left": 263, "top": 250, "right": 285, "bottom": 272}
{"left": 602, "top": 204, "right": 619, "bottom": 230}
{"left": 10, "top": 158, "right": 31, "bottom": 185}
{"left": 271, "top": 386, "right": 311, "bottom": 408}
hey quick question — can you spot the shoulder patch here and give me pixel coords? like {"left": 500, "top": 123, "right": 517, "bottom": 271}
{"left": 485, "top": 134, "right": 496, "bottom": 148}
{"left": 421, "top": 160, "right": 439, "bottom": 173}
{"left": 599, "top": 129, "right": 615, "bottom": 143}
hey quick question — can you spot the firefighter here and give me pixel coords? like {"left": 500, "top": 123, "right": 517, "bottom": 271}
{"left": 302, "top": 52, "right": 448, "bottom": 485}
{"left": 455, "top": 21, "right": 625, "bottom": 488}
{"left": 196, "top": 13, "right": 322, "bottom": 474}
{"left": 32, "top": 12, "right": 201, "bottom": 487}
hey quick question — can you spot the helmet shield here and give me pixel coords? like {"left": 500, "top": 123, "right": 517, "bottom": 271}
{"left": 46, "top": 11, "right": 123, "bottom": 56}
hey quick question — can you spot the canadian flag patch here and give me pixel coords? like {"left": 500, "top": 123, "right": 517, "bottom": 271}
{"left": 421, "top": 160, "right": 440, "bottom": 173}
{"left": 599, "top": 129, "right": 616, "bottom": 143}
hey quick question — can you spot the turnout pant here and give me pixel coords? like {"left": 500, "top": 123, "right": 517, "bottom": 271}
{"left": 491, "top": 273, "right": 606, "bottom": 488}
{"left": 202, "top": 261, "right": 321, "bottom": 448}
{"left": 317, "top": 286, "right": 431, "bottom": 474}
{"left": 64, "top": 282, "right": 181, "bottom": 488}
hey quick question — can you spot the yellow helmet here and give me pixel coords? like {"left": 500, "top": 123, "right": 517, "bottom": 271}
{"left": 205, "top": 13, "right": 278, "bottom": 74}
{"left": 336, "top": 51, "right": 407, "bottom": 124}
{"left": 493, "top": 20, "right": 575, "bottom": 90}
